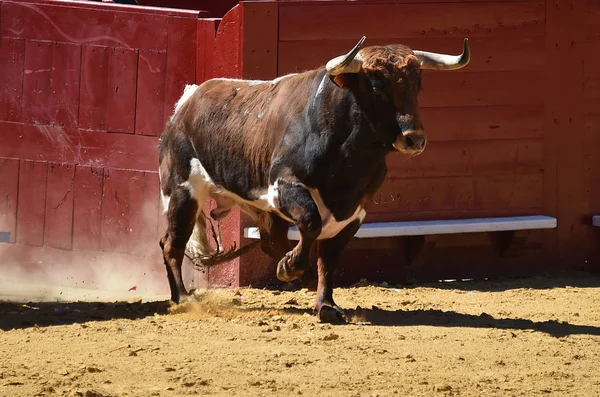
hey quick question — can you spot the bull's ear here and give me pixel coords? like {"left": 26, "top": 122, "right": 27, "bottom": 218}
{"left": 331, "top": 74, "right": 352, "bottom": 88}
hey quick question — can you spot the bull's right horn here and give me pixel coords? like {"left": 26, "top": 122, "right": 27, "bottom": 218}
{"left": 413, "top": 38, "right": 471, "bottom": 70}
{"left": 326, "top": 36, "right": 366, "bottom": 76}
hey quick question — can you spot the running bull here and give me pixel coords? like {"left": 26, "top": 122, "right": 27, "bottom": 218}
{"left": 158, "top": 36, "right": 471, "bottom": 323}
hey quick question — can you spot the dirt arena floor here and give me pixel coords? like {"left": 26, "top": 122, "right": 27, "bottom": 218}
{"left": 2, "top": 274, "right": 600, "bottom": 397}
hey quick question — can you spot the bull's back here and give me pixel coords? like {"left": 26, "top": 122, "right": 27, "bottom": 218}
{"left": 173, "top": 73, "right": 319, "bottom": 200}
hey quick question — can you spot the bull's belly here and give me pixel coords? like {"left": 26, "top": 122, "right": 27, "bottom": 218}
{"left": 166, "top": 158, "right": 365, "bottom": 240}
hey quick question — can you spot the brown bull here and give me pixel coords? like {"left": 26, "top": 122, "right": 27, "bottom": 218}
{"left": 158, "top": 36, "right": 471, "bottom": 323}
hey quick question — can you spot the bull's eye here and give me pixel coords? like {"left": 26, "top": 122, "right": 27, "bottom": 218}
{"left": 370, "top": 76, "right": 390, "bottom": 102}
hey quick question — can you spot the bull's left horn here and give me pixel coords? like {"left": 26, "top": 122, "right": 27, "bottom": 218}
{"left": 413, "top": 38, "right": 471, "bottom": 70}
{"left": 326, "top": 36, "right": 366, "bottom": 76}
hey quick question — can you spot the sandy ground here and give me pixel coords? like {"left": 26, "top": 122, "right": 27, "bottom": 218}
{"left": 2, "top": 274, "right": 600, "bottom": 397}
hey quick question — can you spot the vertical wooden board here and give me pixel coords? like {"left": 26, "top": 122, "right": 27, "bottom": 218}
{"left": 135, "top": 50, "right": 167, "bottom": 136}
{"left": 44, "top": 163, "right": 75, "bottom": 250}
{"left": 545, "top": 0, "right": 587, "bottom": 253}
{"left": 164, "top": 17, "right": 197, "bottom": 123}
{"left": 16, "top": 160, "right": 48, "bottom": 246}
{"left": 0, "top": 158, "right": 19, "bottom": 243}
{"left": 196, "top": 19, "right": 219, "bottom": 83}
{"left": 0, "top": 37, "right": 25, "bottom": 122}
{"left": 101, "top": 168, "right": 132, "bottom": 254}
{"left": 79, "top": 45, "right": 109, "bottom": 131}
{"left": 73, "top": 165, "right": 104, "bottom": 251}
{"left": 127, "top": 171, "right": 159, "bottom": 256}
{"left": 213, "top": 5, "right": 242, "bottom": 79}
{"left": 22, "top": 40, "right": 53, "bottom": 125}
{"left": 241, "top": 2, "right": 278, "bottom": 80}
{"left": 50, "top": 42, "right": 82, "bottom": 128}
{"left": 106, "top": 47, "right": 138, "bottom": 133}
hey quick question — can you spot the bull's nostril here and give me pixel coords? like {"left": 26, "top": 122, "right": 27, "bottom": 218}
{"left": 405, "top": 136, "right": 414, "bottom": 148}
{"left": 419, "top": 138, "right": 426, "bottom": 149}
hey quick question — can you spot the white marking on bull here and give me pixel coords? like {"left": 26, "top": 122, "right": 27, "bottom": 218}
{"left": 308, "top": 188, "right": 365, "bottom": 240}
{"left": 312, "top": 74, "right": 328, "bottom": 110}
{"left": 258, "top": 180, "right": 280, "bottom": 210}
{"left": 172, "top": 84, "right": 199, "bottom": 117}
{"left": 214, "top": 73, "right": 299, "bottom": 87}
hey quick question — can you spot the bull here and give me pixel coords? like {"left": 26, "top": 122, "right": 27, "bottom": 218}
{"left": 158, "top": 36, "right": 471, "bottom": 323}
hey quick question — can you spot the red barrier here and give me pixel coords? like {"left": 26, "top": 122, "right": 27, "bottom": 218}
{"left": 0, "top": 0, "right": 209, "bottom": 298}
{"left": 1, "top": 0, "right": 598, "bottom": 301}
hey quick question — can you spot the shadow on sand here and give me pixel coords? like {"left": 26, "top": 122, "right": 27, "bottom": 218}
{"left": 2, "top": 297, "right": 600, "bottom": 339}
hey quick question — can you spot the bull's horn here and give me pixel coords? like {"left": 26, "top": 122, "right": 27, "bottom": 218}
{"left": 413, "top": 38, "right": 471, "bottom": 70}
{"left": 326, "top": 36, "right": 366, "bottom": 76}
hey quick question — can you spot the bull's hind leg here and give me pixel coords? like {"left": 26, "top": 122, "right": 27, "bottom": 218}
{"left": 315, "top": 219, "right": 362, "bottom": 324}
{"left": 274, "top": 179, "right": 321, "bottom": 284}
{"left": 160, "top": 186, "right": 200, "bottom": 303}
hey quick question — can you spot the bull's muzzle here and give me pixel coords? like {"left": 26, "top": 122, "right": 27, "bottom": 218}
{"left": 393, "top": 130, "right": 427, "bottom": 153}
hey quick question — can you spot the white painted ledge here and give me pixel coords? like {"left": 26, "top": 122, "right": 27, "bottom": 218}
{"left": 593, "top": 216, "right": 600, "bottom": 227}
{"left": 243, "top": 215, "right": 557, "bottom": 240}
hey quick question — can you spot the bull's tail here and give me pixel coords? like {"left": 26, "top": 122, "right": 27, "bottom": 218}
{"left": 184, "top": 210, "right": 259, "bottom": 268}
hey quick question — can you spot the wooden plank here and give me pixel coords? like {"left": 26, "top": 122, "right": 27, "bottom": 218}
{"left": 164, "top": 16, "right": 197, "bottom": 127}
{"left": 419, "top": 70, "right": 544, "bottom": 108}
{"left": 73, "top": 165, "right": 104, "bottom": 251}
{"left": 22, "top": 40, "right": 53, "bottom": 125}
{"left": 101, "top": 168, "right": 132, "bottom": 254}
{"left": 421, "top": 105, "right": 543, "bottom": 141}
{"left": 367, "top": 173, "right": 543, "bottom": 215}
{"left": 586, "top": 113, "right": 600, "bottom": 215}
{"left": 363, "top": 207, "right": 549, "bottom": 224}
{"left": 105, "top": 47, "right": 138, "bottom": 134}
{"left": 213, "top": 4, "right": 242, "bottom": 79}
{"left": 584, "top": 0, "right": 600, "bottom": 39}
{"left": 1, "top": 1, "right": 169, "bottom": 51}
{"left": 278, "top": 36, "right": 545, "bottom": 75}
{"left": 244, "top": 215, "right": 557, "bottom": 240}
{"left": 278, "top": 2, "right": 545, "bottom": 41}
{"left": 127, "top": 171, "right": 159, "bottom": 256}
{"left": 100, "top": 168, "right": 159, "bottom": 255}
{"left": 387, "top": 139, "right": 543, "bottom": 179}
{"left": 242, "top": 1, "right": 278, "bottom": 80}
{"left": 0, "top": 158, "right": 19, "bottom": 243}
{"left": 50, "top": 42, "right": 81, "bottom": 128}
{"left": 196, "top": 19, "right": 219, "bottom": 83}
{"left": 0, "top": 37, "right": 25, "bottom": 122}
{"left": 135, "top": 50, "right": 167, "bottom": 136}
{"left": 44, "top": 162, "right": 75, "bottom": 249}
{"left": 545, "top": 0, "right": 587, "bottom": 254}
{"left": 79, "top": 45, "right": 109, "bottom": 131}
{"left": 0, "top": 122, "right": 159, "bottom": 171}
{"left": 16, "top": 160, "right": 48, "bottom": 246}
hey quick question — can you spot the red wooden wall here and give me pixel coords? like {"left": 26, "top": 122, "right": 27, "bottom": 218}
{"left": 204, "top": 0, "right": 600, "bottom": 288}
{"left": 0, "top": 0, "right": 218, "bottom": 296}
{"left": 1, "top": 0, "right": 599, "bottom": 298}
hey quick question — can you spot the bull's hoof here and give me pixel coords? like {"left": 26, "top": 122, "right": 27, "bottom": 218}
{"left": 171, "top": 290, "right": 195, "bottom": 304}
{"left": 276, "top": 252, "right": 304, "bottom": 282}
{"left": 317, "top": 304, "right": 346, "bottom": 325}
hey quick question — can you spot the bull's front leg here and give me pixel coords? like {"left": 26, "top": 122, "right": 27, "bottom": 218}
{"left": 315, "top": 219, "right": 362, "bottom": 324}
{"left": 275, "top": 179, "right": 321, "bottom": 285}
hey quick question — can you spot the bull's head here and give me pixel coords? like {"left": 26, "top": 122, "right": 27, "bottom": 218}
{"left": 325, "top": 36, "right": 470, "bottom": 154}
